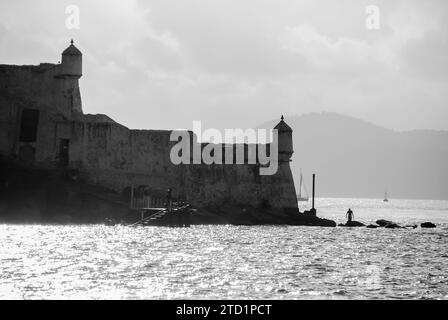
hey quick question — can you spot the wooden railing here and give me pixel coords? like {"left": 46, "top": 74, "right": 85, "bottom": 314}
{"left": 130, "top": 195, "right": 166, "bottom": 209}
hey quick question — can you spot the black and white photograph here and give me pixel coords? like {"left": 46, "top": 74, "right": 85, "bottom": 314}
{"left": 0, "top": 0, "right": 447, "bottom": 308}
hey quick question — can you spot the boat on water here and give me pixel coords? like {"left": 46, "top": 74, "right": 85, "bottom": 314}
{"left": 297, "top": 169, "right": 309, "bottom": 202}
{"left": 383, "top": 191, "right": 389, "bottom": 202}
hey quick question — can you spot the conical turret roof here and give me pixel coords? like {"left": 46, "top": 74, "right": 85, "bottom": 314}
{"left": 274, "top": 115, "right": 292, "bottom": 132}
{"left": 62, "top": 39, "right": 82, "bottom": 56}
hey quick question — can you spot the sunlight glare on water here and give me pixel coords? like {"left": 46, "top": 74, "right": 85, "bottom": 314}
{"left": 0, "top": 198, "right": 447, "bottom": 299}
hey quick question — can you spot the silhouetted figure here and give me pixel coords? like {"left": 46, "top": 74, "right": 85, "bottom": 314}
{"left": 166, "top": 188, "right": 173, "bottom": 212}
{"left": 346, "top": 208, "right": 354, "bottom": 222}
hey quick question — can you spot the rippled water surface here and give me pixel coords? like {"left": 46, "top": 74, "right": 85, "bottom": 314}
{"left": 1, "top": 198, "right": 447, "bottom": 299}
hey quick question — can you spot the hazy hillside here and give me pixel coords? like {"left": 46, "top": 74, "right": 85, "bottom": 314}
{"left": 261, "top": 112, "right": 448, "bottom": 200}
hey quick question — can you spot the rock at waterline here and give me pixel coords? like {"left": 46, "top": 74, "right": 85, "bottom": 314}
{"left": 366, "top": 224, "right": 379, "bottom": 228}
{"left": 376, "top": 219, "right": 394, "bottom": 227}
{"left": 421, "top": 222, "right": 436, "bottom": 228}
{"left": 339, "top": 221, "right": 365, "bottom": 227}
{"left": 384, "top": 223, "right": 404, "bottom": 229}
{"left": 376, "top": 219, "right": 404, "bottom": 228}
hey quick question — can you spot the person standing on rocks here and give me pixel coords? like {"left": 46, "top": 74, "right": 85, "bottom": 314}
{"left": 346, "top": 208, "right": 354, "bottom": 223}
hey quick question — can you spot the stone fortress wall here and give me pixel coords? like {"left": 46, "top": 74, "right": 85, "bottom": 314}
{"left": 0, "top": 41, "right": 298, "bottom": 210}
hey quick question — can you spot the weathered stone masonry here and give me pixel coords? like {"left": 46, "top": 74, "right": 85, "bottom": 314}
{"left": 0, "top": 41, "right": 298, "bottom": 210}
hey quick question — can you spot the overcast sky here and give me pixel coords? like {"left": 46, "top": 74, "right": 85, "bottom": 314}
{"left": 0, "top": 0, "right": 447, "bottom": 131}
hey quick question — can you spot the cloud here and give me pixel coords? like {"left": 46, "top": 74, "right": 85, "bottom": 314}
{"left": 0, "top": 0, "right": 447, "bottom": 131}
{"left": 279, "top": 24, "right": 389, "bottom": 74}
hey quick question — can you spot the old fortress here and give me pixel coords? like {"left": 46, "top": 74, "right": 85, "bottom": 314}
{"left": 0, "top": 41, "right": 298, "bottom": 210}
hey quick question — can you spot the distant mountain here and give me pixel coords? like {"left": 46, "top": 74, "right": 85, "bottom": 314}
{"left": 260, "top": 112, "right": 448, "bottom": 200}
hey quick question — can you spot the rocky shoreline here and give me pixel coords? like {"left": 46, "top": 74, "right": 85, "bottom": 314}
{"left": 338, "top": 219, "right": 437, "bottom": 229}
{"left": 0, "top": 157, "right": 336, "bottom": 227}
{"left": 0, "top": 158, "right": 437, "bottom": 229}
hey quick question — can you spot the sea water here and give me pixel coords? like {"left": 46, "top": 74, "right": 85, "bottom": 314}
{"left": 0, "top": 198, "right": 447, "bottom": 299}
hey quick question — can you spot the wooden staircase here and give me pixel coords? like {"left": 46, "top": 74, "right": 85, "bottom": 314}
{"left": 129, "top": 204, "right": 192, "bottom": 227}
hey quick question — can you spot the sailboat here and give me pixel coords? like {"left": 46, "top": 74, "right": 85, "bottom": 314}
{"left": 383, "top": 191, "right": 389, "bottom": 202}
{"left": 297, "top": 169, "right": 309, "bottom": 202}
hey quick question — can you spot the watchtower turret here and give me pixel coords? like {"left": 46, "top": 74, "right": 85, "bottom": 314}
{"left": 274, "top": 115, "right": 293, "bottom": 162}
{"left": 60, "top": 39, "right": 82, "bottom": 78}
